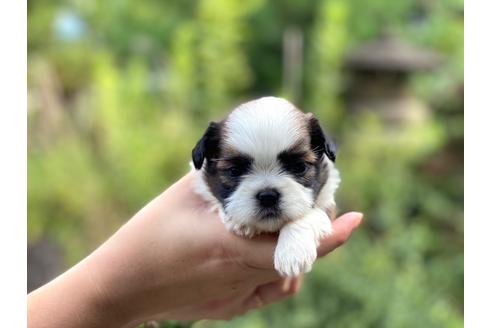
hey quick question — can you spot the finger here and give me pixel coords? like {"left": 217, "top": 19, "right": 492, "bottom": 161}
{"left": 317, "top": 211, "right": 363, "bottom": 257}
{"left": 260, "top": 276, "right": 302, "bottom": 302}
{"left": 290, "top": 274, "right": 303, "bottom": 293}
{"left": 244, "top": 276, "right": 302, "bottom": 310}
{"left": 233, "top": 232, "right": 278, "bottom": 272}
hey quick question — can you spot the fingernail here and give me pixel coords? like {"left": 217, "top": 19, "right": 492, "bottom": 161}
{"left": 353, "top": 211, "right": 364, "bottom": 218}
{"left": 351, "top": 212, "right": 364, "bottom": 226}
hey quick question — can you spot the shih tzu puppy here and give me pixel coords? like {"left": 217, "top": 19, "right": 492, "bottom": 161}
{"left": 191, "top": 97, "right": 340, "bottom": 277}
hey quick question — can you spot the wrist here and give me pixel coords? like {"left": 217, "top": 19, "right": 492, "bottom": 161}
{"left": 80, "top": 256, "right": 131, "bottom": 328}
{"left": 82, "top": 230, "right": 168, "bottom": 327}
{"left": 27, "top": 257, "right": 128, "bottom": 328}
{"left": 82, "top": 243, "right": 143, "bottom": 328}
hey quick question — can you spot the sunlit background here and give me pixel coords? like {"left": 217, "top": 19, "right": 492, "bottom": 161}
{"left": 28, "top": 0, "right": 463, "bottom": 327}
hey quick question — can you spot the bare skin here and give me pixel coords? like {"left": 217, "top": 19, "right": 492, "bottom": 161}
{"left": 27, "top": 172, "right": 363, "bottom": 328}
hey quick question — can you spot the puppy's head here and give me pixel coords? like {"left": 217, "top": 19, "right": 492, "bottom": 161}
{"left": 192, "top": 97, "right": 337, "bottom": 233}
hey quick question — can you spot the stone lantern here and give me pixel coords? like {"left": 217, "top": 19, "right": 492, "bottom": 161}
{"left": 343, "top": 33, "right": 441, "bottom": 127}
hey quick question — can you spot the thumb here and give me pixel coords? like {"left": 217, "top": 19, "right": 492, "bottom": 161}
{"left": 317, "top": 211, "right": 363, "bottom": 257}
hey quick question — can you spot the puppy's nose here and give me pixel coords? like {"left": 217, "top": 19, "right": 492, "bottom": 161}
{"left": 256, "top": 189, "right": 280, "bottom": 207}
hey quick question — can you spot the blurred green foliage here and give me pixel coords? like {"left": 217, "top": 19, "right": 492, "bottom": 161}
{"left": 28, "top": 0, "right": 463, "bottom": 327}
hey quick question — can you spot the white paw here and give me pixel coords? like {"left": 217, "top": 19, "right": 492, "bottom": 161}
{"left": 314, "top": 218, "right": 333, "bottom": 245}
{"left": 224, "top": 221, "right": 257, "bottom": 238}
{"left": 274, "top": 240, "right": 317, "bottom": 277}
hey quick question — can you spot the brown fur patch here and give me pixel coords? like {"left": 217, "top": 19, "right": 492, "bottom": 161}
{"left": 282, "top": 140, "right": 318, "bottom": 163}
{"left": 326, "top": 204, "right": 337, "bottom": 221}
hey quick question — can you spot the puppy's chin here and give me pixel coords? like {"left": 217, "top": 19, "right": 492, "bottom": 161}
{"left": 221, "top": 211, "right": 290, "bottom": 238}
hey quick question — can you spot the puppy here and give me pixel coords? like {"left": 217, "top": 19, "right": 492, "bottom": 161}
{"left": 191, "top": 97, "right": 340, "bottom": 277}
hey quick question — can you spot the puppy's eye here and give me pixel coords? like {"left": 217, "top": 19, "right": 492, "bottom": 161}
{"left": 289, "top": 161, "right": 308, "bottom": 175}
{"left": 227, "top": 166, "right": 242, "bottom": 178}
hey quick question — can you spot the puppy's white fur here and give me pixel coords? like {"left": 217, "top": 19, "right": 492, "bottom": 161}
{"left": 225, "top": 97, "right": 304, "bottom": 162}
{"left": 193, "top": 97, "right": 340, "bottom": 277}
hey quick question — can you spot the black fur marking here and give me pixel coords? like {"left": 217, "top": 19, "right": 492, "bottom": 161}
{"left": 204, "top": 154, "right": 253, "bottom": 206}
{"left": 312, "top": 159, "right": 329, "bottom": 201}
{"left": 191, "top": 121, "right": 222, "bottom": 169}
{"left": 277, "top": 149, "right": 329, "bottom": 201}
{"left": 307, "top": 116, "right": 337, "bottom": 162}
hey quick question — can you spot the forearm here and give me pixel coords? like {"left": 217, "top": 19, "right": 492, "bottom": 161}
{"left": 26, "top": 186, "right": 207, "bottom": 328}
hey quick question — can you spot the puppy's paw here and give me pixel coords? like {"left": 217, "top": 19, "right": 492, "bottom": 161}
{"left": 274, "top": 240, "right": 317, "bottom": 277}
{"left": 314, "top": 217, "right": 334, "bottom": 245}
{"left": 224, "top": 221, "right": 257, "bottom": 238}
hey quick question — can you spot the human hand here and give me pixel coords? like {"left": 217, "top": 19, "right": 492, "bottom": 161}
{"left": 28, "top": 172, "right": 363, "bottom": 328}
{"left": 156, "top": 211, "right": 362, "bottom": 323}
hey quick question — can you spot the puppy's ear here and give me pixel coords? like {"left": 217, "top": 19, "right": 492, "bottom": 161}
{"left": 192, "top": 121, "right": 222, "bottom": 169}
{"left": 307, "top": 114, "right": 337, "bottom": 162}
